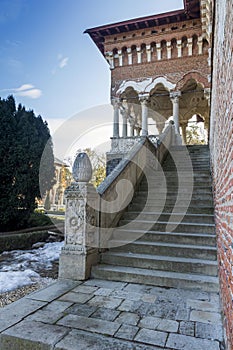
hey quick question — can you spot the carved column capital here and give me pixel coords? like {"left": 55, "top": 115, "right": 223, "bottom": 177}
{"left": 170, "top": 91, "right": 181, "bottom": 103}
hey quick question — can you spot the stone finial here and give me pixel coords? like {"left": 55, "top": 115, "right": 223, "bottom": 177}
{"left": 72, "top": 152, "right": 92, "bottom": 183}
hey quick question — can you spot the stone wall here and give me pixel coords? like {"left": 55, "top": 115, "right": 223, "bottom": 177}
{"left": 210, "top": 1, "right": 233, "bottom": 348}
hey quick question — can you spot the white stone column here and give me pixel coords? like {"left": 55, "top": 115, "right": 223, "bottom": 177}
{"left": 156, "top": 43, "right": 161, "bottom": 60}
{"left": 139, "top": 94, "right": 150, "bottom": 136}
{"left": 118, "top": 50, "right": 123, "bottom": 66}
{"left": 146, "top": 44, "right": 152, "bottom": 62}
{"left": 127, "top": 48, "right": 132, "bottom": 65}
{"left": 111, "top": 98, "right": 120, "bottom": 137}
{"left": 120, "top": 104, "right": 128, "bottom": 137}
{"left": 198, "top": 37, "right": 203, "bottom": 55}
{"left": 137, "top": 47, "right": 142, "bottom": 64}
{"left": 204, "top": 88, "right": 211, "bottom": 106}
{"left": 167, "top": 41, "right": 172, "bottom": 59}
{"left": 177, "top": 40, "right": 182, "bottom": 58}
{"left": 105, "top": 51, "right": 114, "bottom": 69}
{"left": 188, "top": 38, "right": 193, "bottom": 56}
{"left": 170, "top": 91, "right": 181, "bottom": 135}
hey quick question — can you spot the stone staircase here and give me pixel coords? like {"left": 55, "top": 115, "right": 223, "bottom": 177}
{"left": 92, "top": 145, "right": 219, "bottom": 292}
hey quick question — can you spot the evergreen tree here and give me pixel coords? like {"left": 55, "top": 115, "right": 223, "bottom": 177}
{"left": 0, "top": 96, "right": 55, "bottom": 231}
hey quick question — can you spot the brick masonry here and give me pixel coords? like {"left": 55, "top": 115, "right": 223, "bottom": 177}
{"left": 210, "top": 1, "right": 233, "bottom": 349}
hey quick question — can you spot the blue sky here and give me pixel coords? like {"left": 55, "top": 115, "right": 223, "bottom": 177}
{"left": 0, "top": 0, "right": 183, "bottom": 131}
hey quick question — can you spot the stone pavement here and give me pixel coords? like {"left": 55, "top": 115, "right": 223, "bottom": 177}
{"left": 0, "top": 278, "right": 225, "bottom": 349}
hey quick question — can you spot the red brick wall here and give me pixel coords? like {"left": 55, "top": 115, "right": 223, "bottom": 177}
{"left": 210, "top": 1, "right": 233, "bottom": 348}
{"left": 111, "top": 55, "right": 210, "bottom": 93}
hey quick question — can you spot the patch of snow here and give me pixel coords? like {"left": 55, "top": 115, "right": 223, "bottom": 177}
{"left": 0, "top": 241, "right": 63, "bottom": 293}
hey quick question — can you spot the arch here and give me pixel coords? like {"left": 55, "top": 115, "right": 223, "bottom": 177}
{"left": 176, "top": 72, "right": 210, "bottom": 91}
{"left": 116, "top": 76, "right": 176, "bottom": 96}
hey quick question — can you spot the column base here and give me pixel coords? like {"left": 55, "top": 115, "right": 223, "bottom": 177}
{"left": 59, "top": 246, "right": 99, "bottom": 281}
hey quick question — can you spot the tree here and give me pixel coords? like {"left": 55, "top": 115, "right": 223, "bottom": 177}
{"left": 44, "top": 193, "right": 51, "bottom": 211}
{"left": 0, "top": 96, "right": 55, "bottom": 231}
{"left": 186, "top": 124, "right": 206, "bottom": 145}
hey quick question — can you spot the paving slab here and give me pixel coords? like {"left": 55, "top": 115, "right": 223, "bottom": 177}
{"left": 57, "top": 314, "right": 121, "bottom": 336}
{"left": 135, "top": 328, "right": 168, "bottom": 347}
{"left": 0, "top": 320, "right": 68, "bottom": 350}
{"left": 115, "top": 311, "right": 140, "bottom": 325}
{"left": 187, "top": 299, "right": 220, "bottom": 312}
{"left": 94, "top": 287, "right": 113, "bottom": 296}
{"left": 166, "top": 333, "right": 220, "bottom": 350}
{"left": 179, "top": 321, "right": 195, "bottom": 336}
{"left": 0, "top": 298, "right": 47, "bottom": 332}
{"left": 190, "top": 309, "right": 222, "bottom": 325}
{"left": 26, "top": 300, "right": 73, "bottom": 324}
{"left": 72, "top": 285, "right": 98, "bottom": 294}
{"left": 195, "top": 322, "right": 223, "bottom": 341}
{"left": 65, "top": 303, "right": 97, "bottom": 317}
{"left": 55, "top": 329, "right": 161, "bottom": 350}
{"left": 58, "top": 291, "right": 93, "bottom": 304}
{"left": 84, "top": 279, "right": 127, "bottom": 290}
{"left": 87, "top": 295, "right": 123, "bottom": 309}
{"left": 115, "top": 324, "right": 139, "bottom": 340}
{"left": 27, "top": 279, "right": 79, "bottom": 302}
{"left": 91, "top": 307, "right": 120, "bottom": 321}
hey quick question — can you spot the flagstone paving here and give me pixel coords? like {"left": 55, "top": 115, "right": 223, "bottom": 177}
{"left": 0, "top": 278, "right": 225, "bottom": 349}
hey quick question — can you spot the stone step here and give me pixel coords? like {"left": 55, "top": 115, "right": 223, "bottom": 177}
{"left": 139, "top": 183, "right": 212, "bottom": 190}
{"left": 112, "top": 241, "right": 217, "bottom": 260}
{"left": 128, "top": 204, "right": 214, "bottom": 214}
{"left": 111, "top": 229, "right": 216, "bottom": 246}
{"left": 91, "top": 265, "right": 219, "bottom": 292}
{"left": 101, "top": 251, "right": 218, "bottom": 276}
{"left": 135, "top": 193, "right": 213, "bottom": 201}
{"left": 118, "top": 220, "right": 215, "bottom": 234}
{"left": 122, "top": 212, "right": 215, "bottom": 224}
{"left": 132, "top": 198, "right": 213, "bottom": 206}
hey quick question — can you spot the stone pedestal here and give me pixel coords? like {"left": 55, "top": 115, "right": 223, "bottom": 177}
{"left": 59, "top": 180, "right": 99, "bottom": 281}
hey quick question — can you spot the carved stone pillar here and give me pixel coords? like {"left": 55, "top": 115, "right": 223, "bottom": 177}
{"left": 188, "top": 38, "right": 193, "bottom": 56}
{"left": 59, "top": 153, "right": 99, "bottom": 280}
{"left": 139, "top": 94, "right": 150, "bottom": 136}
{"left": 156, "top": 43, "right": 161, "bottom": 60}
{"left": 137, "top": 47, "right": 142, "bottom": 64}
{"left": 146, "top": 44, "right": 152, "bottom": 62}
{"left": 167, "top": 41, "right": 172, "bottom": 59}
{"left": 111, "top": 98, "right": 120, "bottom": 137}
{"left": 170, "top": 91, "right": 181, "bottom": 135}
{"left": 127, "top": 48, "right": 132, "bottom": 65}
{"left": 177, "top": 40, "right": 182, "bottom": 58}
{"left": 128, "top": 116, "right": 135, "bottom": 136}
{"left": 198, "top": 37, "right": 203, "bottom": 55}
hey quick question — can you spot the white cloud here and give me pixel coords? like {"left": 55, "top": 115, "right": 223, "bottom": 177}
{"left": 59, "top": 57, "right": 69, "bottom": 68}
{"left": 52, "top": 54, "right": 69, "bottom": 74}
{"left": 0, "top": 84, "right": 42, "bottom": 99}
{"left": 16, "top": 88, "right": 42, "bottom": 99}
{"left": 15, "top": 84, "right": 35, "bottom": 92}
